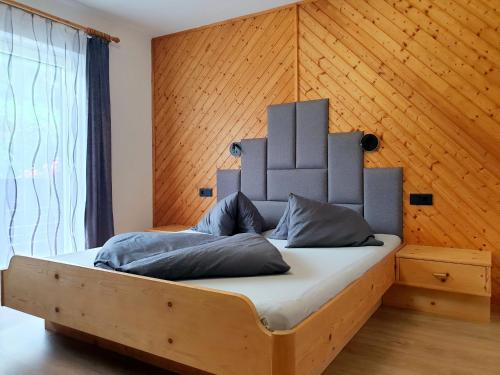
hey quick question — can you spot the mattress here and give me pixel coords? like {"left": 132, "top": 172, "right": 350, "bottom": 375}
{"left": 51, "top": 231, "right": 401, "bottom": 330}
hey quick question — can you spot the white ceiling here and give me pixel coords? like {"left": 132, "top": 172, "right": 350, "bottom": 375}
{"left": 74, "top": 0, "right": 297, "bottom": 37}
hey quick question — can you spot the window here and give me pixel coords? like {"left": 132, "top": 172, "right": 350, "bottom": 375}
{"left": 0, "top": 6, "right": 87, "bottom": 268}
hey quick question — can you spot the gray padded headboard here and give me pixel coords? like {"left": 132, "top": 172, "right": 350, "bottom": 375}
{"left": 217, "top": 99, "right": 403, "bottom": 238}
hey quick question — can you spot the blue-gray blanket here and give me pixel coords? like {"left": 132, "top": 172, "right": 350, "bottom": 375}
{"left": 94, "top": 232, "right": 290, "bottom": 280}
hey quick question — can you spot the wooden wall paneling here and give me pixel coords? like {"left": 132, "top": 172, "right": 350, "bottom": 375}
{"left": 463, "top": 0, "right": 500, "bottom": 32}
{"left": 160, "top": 18, "right": 294, "bottom": 224}
{"left": 154, "top": 21, "right": 264, "bottom": 185}
{"left": 295, "top": 4, "right": 300, "bottom": 101}
{"left": 152, "top": 29, "right": 203, "bottom": 203}
{"left": 152, "top": 7, "right": 296, "bottom": 226}
{"left": 158, "top": 25, "right": 292, "bottom": 194}
{"left": 381, "top": 1, "right": 498, "bottom": 171}
{"left": 180, "top": 76, "right": 294, "bottom": 225}
{"left": 154, "top": 30, "right": 218, "bottom": 133}
{"left": 340, "top": 1, "right": 500, "bottom": 222}
{"left": 152, "top": 0, "right": 500, "bottom": 303}
{"left": 393, "top": 1, "right": 500, "bottom": 90}
{"left": 409, "top": 0, "right": 500, "bottom": 70}
{"left": 358, "top": 1, "right": 500, "bottom": 122}
{"left": 298, "top": 48, "right": 454, "bottom": 247}
{"left": 183, "top": 78, "right": 295, "bottom": 225}
{"left": 481, "top": 0, "right": 500, "bottom": 14}
{"left": 305, "top": 75, "right": 463, "bottom": 254}
{"left": 153, "top": 27, "right": 224, "bottom": 218}
{"left": 432, "top": 1, "right": 500, "bottom": 51}
{"left": 155, "top": 15, "right": 271, "bottom": 149}
{"left": 338, "top": 0, "right": 499, "bottom": 159}
{"left": 297, "top": 0, "right": 500, "bottom": 303}
{"left": 318, "top": 0, "right": 498, "bottom": 232}
{"left": 300, "top": 4, "right": 480, "bottom": 247}
{"left": 154, "top": 24, "right": 246, "bottom": 164}
{"left": 154, "top": 16, "right": 270, "bottom": 195}
{"left": 405, "top": 0, "right": 500, "bottom": 153}
{"left": 154, "top": 12, "right": 288, "bottom": 163}
{"left": 352, "top": 0, "right": 498, "bottom": 280}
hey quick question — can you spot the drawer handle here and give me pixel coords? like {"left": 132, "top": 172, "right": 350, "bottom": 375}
{"left": 432, "top": 272, "right": 449, "bottom": 282}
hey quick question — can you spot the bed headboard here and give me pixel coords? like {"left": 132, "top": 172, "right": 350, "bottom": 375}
{"left": 217, "top": 99, "right": 403, "bottom": 237}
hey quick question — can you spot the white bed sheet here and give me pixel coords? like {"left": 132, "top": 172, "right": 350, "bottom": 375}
{"left": 51, "top": 232, "right": 401, "bottom": 330}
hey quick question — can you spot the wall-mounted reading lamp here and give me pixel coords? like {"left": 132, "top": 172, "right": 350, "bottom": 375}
{"left": 229, "top": 142, "right": 242, "bottom": 157}
{"left": 360, "top": 134, "right": 380, "bottom": 152}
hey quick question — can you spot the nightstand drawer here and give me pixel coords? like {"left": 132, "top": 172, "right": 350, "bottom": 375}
{"left": 398, "top": 258, "right": 490, "bottom": 296}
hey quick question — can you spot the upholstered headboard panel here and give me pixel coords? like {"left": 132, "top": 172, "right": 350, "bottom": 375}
{"left": 216, "top": 99, "right": 403, "bottom": 237}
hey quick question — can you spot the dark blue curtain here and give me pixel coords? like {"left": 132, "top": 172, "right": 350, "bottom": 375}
{"left": 85, "top": 37, "right": 114, "bottom": 248}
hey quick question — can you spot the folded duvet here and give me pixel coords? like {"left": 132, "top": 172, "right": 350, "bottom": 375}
{"left": 94, "top": 232, "right": 290, "bottom": 280}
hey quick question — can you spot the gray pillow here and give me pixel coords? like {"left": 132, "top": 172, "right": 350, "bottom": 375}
{"left": 279, "top": 194, "right": 383, "bottom": 248}
{"left": 236, "top": 192, "right": 265, "bottom": 234}
{"left": 268, "top": 201, "right": 289, "bottom": 240}
{"left": 193, "top": 192, "right": 264, "bottom": 236}
{"left": 193, "top": 192, "right": 238, "bottom": 236}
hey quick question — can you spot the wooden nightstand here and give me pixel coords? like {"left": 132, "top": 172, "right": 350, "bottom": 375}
{"left": 146, "top": 225, "right": 190, "bottom": 233}
{"left": 383, "top": 244, "right": 491, "bottom": 322}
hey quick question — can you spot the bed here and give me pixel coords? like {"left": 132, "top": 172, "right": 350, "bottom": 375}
{"left": 48, "top": 231, "right": 402, "bottom": 331}
{"left": 1, "top": 99, "right": 403, "bottom": 375}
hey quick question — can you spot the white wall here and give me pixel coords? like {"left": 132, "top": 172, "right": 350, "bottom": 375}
{"left": 19, "top": 0, "right": 153, "bottom": 234}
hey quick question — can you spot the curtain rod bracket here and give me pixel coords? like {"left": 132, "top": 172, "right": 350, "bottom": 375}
{"left": 86, "top": 28, "right": 120, "bottom": 43}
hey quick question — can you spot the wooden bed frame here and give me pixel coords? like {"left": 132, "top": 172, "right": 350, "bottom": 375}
{"left": 1, "top": 245, "right": 401, "bottom": 374}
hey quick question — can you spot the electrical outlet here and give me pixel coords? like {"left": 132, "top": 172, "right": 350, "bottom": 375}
{"left": 410, "top": 193, "right": 433, "bottom": 206}
{"left": 199, "top": 188, "right": 213, "bottom": 197}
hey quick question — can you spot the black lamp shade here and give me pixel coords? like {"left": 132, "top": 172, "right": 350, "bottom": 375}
{"left": 360, "top": 134, "right": 379, "bottom": 152}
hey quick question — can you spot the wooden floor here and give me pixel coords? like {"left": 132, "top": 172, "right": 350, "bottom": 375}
{"left": 0, "top": 306, "right": 498, "bottom": 375}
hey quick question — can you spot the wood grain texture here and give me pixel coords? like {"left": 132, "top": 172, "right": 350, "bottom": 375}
{"left": 397, "top": 244, "right": 492, "bottom": 266}
{"left": 44, "top": 321, "right": 209, "bottom": 375}
{"left": 152, "top": 0, "right": 500, "bottom": 304}
{"left": 2, "top": 256, "right": 273, "bottom": 375}
{"left": 1, "top": 246, "right": 399, "bottom": 374}
{"left": 386, "top": 243, "right": 492, "bottom": 321}
{"left": 152, "top": 7, "right": 296, "bottom": 227}
{"left": 397, "top": 258, "right": 490, "bottom": 296}
{"left": 325, "top": 306, "right": 500, "bottom": 374}
{"left": 383, "top": 284, "right": 491, "bottom": 322}
{"left": 2, "top": 306, "right": 500, "bottom": 375}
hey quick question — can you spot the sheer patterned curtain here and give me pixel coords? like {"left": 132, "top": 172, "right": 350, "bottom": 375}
{"left": 0, "top": 4, "right": 87, "bottom": 268}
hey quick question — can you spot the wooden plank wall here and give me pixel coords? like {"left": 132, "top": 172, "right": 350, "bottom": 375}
{"left": 152, "top": 0, "right": 500, "bottom": 304}
{"left": 152, "top": 7, "right": 296, "bottom": 226}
